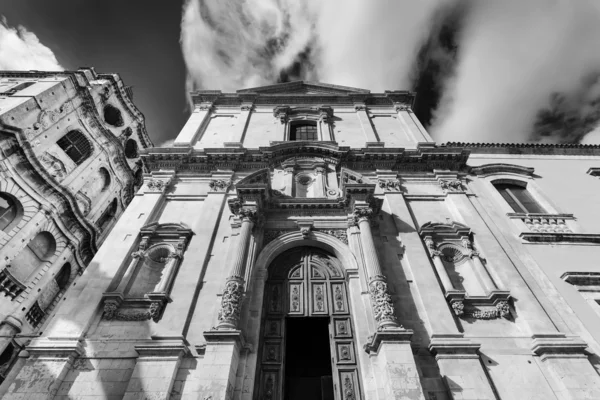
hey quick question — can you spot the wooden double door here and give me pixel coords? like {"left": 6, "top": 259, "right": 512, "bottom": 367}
{"left": 256, "top": 248, "right": 362, "bottom": 400}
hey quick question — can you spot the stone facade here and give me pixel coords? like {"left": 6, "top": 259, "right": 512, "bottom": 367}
{"left": 0, "top": 69, "right": 151, "bottom": 387}
{"left": 2, "top": 80, "right": 600, "bottom": 399}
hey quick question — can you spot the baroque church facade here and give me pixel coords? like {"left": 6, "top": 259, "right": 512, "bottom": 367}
{"left": 1, "top": 80, "right": 600, "bottom": 400}
{"left": 0, "top": 69, "right": 150, "bottom": 387}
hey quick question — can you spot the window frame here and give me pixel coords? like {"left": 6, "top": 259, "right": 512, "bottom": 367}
{"left": 493, "top": 182, "right": 546, "bottom": 214}
{"left": 57, "top": 130, "right": 93, "bottom": 166}
{"left": 289, "top": 121, "right": 318, "bottom": 141}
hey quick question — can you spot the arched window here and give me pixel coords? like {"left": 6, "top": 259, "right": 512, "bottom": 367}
{"left": 124, "top": 139, "right": 138, "bottom": 158}
{"left": 289, "top": 121, "right": 317, "bottom": 141}
{"left": 103, "top": 105, "right": 124, "bottom": 127}
{"left": 493, "top": 182, "right": 545, "bottom": 213}
{"left": 57, "top": 130, "right": 92, "bottom": 166}
{"left": 97, "top": 199, "right": 118, "bottom": 230}
{"left": 0, "top": 193, "right": 19, "bottom": 232}
{"left": 99, "top": 168, "right": 111, "bottom": 192}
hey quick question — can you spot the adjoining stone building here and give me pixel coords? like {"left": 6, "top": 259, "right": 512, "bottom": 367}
{"left": 2, "top": 80, "right": 600, "bottom": 400}
{"left": 0, "top": 69, "right": 151, "bottom": 385}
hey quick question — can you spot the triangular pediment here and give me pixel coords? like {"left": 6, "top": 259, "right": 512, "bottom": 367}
{"left": 237, "top": 81, "right": 370, "bottom": 95}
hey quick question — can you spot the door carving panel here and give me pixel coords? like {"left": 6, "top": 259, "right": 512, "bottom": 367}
{"left": 256, "top": 248, "right": 362, "bottom": 400}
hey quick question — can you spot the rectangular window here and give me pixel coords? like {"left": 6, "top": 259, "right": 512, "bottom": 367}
{"left": 290, "top": 122, "right": 318, "bottom": 141}
{"left": 494, "top": 183, "right": 545, "bottom": 213}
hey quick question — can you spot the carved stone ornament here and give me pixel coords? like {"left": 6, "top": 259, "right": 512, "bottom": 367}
{"left": 217, "top": 279, "right": 244, "bottom": 326}
{"left": 300, "top": 227, "right": 311, "bottom": 239}
{"left": 208, "top": 179, "right": 232, "bottom": 192}
{"left": 344, "top": 376, "right": 356, "bottom": 400}
{"left": 263, "top": 230, "right": 288, "bottom": 245}
{"left": 439, "top": 179, "right": 463, "bottom": 191}
{"left": 461, "top": 301, "right": 511, "bottom": 320}
{"left": 39, "top": 151, "right": 68, "bottom": 179}
{"left": 451, "top": 301, "right": 465, "bottom": 316}
{"left": 102, "top": 300, "right": 166, "bottom": 323}
{"left": 378, "top": 179, "right": 401, "bottom": 192}
{"left": 146, "top": 178, "right": 171, "bottom": 193}
{"left": 395, "top": 103, "right": 411, "bottom": 112}
{"left": 316, "top": 229, "right": 348, "bottom": 245}
{"left": 353, "top": 207, "right": 374, "bottom": 223}
{"left": 238, "top": 208, "right": 258, "bottom": 223}
{"left": 368, "top": 277, "right": 397, "bottom": 326}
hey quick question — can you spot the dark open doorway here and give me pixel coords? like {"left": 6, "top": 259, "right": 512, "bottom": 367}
{"left": 284, "top": 317, "right": 334, "bottom": 400}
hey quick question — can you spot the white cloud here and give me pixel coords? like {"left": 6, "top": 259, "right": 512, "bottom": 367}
{"left": 0, "top": 17, "right": 62, "bottom": 71}
{"left": 430, "top": 0, "right": 600, "bottom": 143}
{"left": 180, "top": 0, "right": 600, "bottom": 144}
{"left": 180, "top": 0, "right": 447, "bottom": 92}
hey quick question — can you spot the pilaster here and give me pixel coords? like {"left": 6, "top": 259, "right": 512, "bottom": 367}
{"left": 173, "top": 103, "right": 213, "bottom": 146}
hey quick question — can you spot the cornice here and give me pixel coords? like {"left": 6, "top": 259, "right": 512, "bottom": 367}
{"left": 444, "top": 142, "right": 600, "bottom": 156}
{"left": 470, "top": 163, "right": 535, "bottom": 177}
{"left": 140, "top": 143, "right": 470, "bottom": 173}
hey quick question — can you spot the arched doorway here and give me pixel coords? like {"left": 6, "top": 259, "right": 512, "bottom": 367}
{"left": 255, "top": 247, "right": 362, "bottom": 400}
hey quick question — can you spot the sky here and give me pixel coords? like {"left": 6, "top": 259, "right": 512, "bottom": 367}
{"left": 2, "top": 0, "right": 600, "bottom": 145}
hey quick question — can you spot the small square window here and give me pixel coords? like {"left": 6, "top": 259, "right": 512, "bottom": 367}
{"left": 290, "top": 122, "right": 317, "bottom": 141}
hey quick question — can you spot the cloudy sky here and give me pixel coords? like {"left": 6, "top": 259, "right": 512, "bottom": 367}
{"left": 2, "top": 0, "right": 600, "bottom": 145}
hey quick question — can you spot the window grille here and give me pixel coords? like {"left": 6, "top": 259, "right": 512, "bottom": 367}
{"left": 290, "top": 122, "right": 318, "bottom": 141}
{"left": 494, "top": 183, "right": 545, "bottom": 213}
{"left": 57, "top": 131, "right": 92, "bottom": 165}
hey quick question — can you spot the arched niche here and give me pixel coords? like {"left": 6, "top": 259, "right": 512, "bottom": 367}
{"left": 9, "top": 231, "right": 56, "bottom": 283}
{"left": 127, "top": 243, "right": 175, "bottom": 297}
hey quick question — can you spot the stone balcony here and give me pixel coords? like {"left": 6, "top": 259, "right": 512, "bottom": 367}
{"left": 0, "top": 268, "right": 26, "bottom": 300}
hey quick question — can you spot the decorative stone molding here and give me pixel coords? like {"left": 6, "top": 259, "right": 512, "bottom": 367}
{"left": 145, "top": 177, "right": 171, "bottom": 193}
{"left": 0, "top": 268, "right": 25, "bottom": 300}
{"left": 561, "top": 271, "right": 600, "bottom": 287}
{"left": 470, "top": 163, "right": 535, "bottom": 177}
{"left": 315, "top": 229, "right": 348, "bottom": 245}
{"left": 103, "top": 298, "right": 167, "bottom": 323}
{"left": 587, "top": 167, "right": 600, "bottom": 177}
{"left": 368, "top": 277, "right": 398, "bottom": 327}
{"left": 377, "top": 179, "right": 401, "bottom": 192}
{"left": 217, "top": 278, "right": 244, "bottom": 326}
{"left": 263, "top": 230, "right": 289, "bottom": 245}
{"left": 520, "top": 232, "right": 600, "bottom": 244}
{"left": 451, "top": 301, "right": 464, "bottom": 316}
{"left": 508, "top": 213, "right": 574, "bottom": 234}
{"left": 296, "top": 221, "right": 313, "bottom": 239}
{"left": 363, "top": 329, "right": 413, "bottom": 354}
{"left": 352, "top": 207, "right": 374, "bottom": 224}
{"left": 531, "top": 334, "right": 588, "bottom": 360}
{"left": 439, "top": 179, "right": 463, "bottom": 192}
{"left": 208, "top": 179, "right": 231, "bottom": 192}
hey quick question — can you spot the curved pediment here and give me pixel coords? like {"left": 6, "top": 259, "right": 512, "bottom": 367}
{"left": 140, "top": 222, "right": 192, "bottom": 236}
{"left": 419, "top": 221, "right": 471, "bottom": 239}
{"left": 470, "top": 163, "right": 535, "bottom": 177}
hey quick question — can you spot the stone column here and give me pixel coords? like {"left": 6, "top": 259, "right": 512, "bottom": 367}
{"left": 423, "top": 236, "right": 455, "bottom": 292}
{"left": 173, "top": 103, "right": 213, "bottom": 146}
{"left": 153, "top": 252, "right": 181, "bottom": 294}
{"left": 0, "top": 244, "right": 73, "bottom": 355}
{"left": 216, "top": 208, "right": 256, "bottom": 330}
{"left": 314, "top": 166, "right": 326, "bottom": 197}
{"left": 462, "top": 237, "right": 497, "bottom": 293}
{"left": 283, "top": 166, "right": 295, "bottom": 196}
{"left": 353, "top": 206, "right": 399, "bottom": 330}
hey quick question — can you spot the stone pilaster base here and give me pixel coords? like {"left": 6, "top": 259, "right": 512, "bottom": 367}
{"left": 123, "top": 339, "right": 188, "bottom": 400}
{"left": 1, "top": 339, "right": 82, "bottom": 400}
{"left": 366, "top": 329, "right": 426, "bottom": 400}
{"left": 193, "top": 330, "right": 244, "bottom": 400}
{"left": 429, "top": 335, "right": 496, "bottom": 400}
{"left": 532, "top": 334, "right": 600, "bottom": 399}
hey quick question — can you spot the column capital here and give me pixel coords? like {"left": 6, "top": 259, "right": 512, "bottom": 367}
{"left": 352, "top": 206, "right": 374, "bottom": 223}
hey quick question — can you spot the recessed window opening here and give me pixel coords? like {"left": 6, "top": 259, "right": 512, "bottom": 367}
{"left": 494, "top": 182, "right": 545, "bottom": 213}
{"left": 290, "top": 121, "right": 317, "bottom": 141}
{"left": 0, "top": 193, "right": 18, "bottom": 231}
{"left": 124, "top": 139, "right": 138, "bottom": 158}
{"left": 57, "top": 131, "right": 92, "bottom": 165}
{"left": 103, "top": 104, "right": 124, "bottom": 127}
